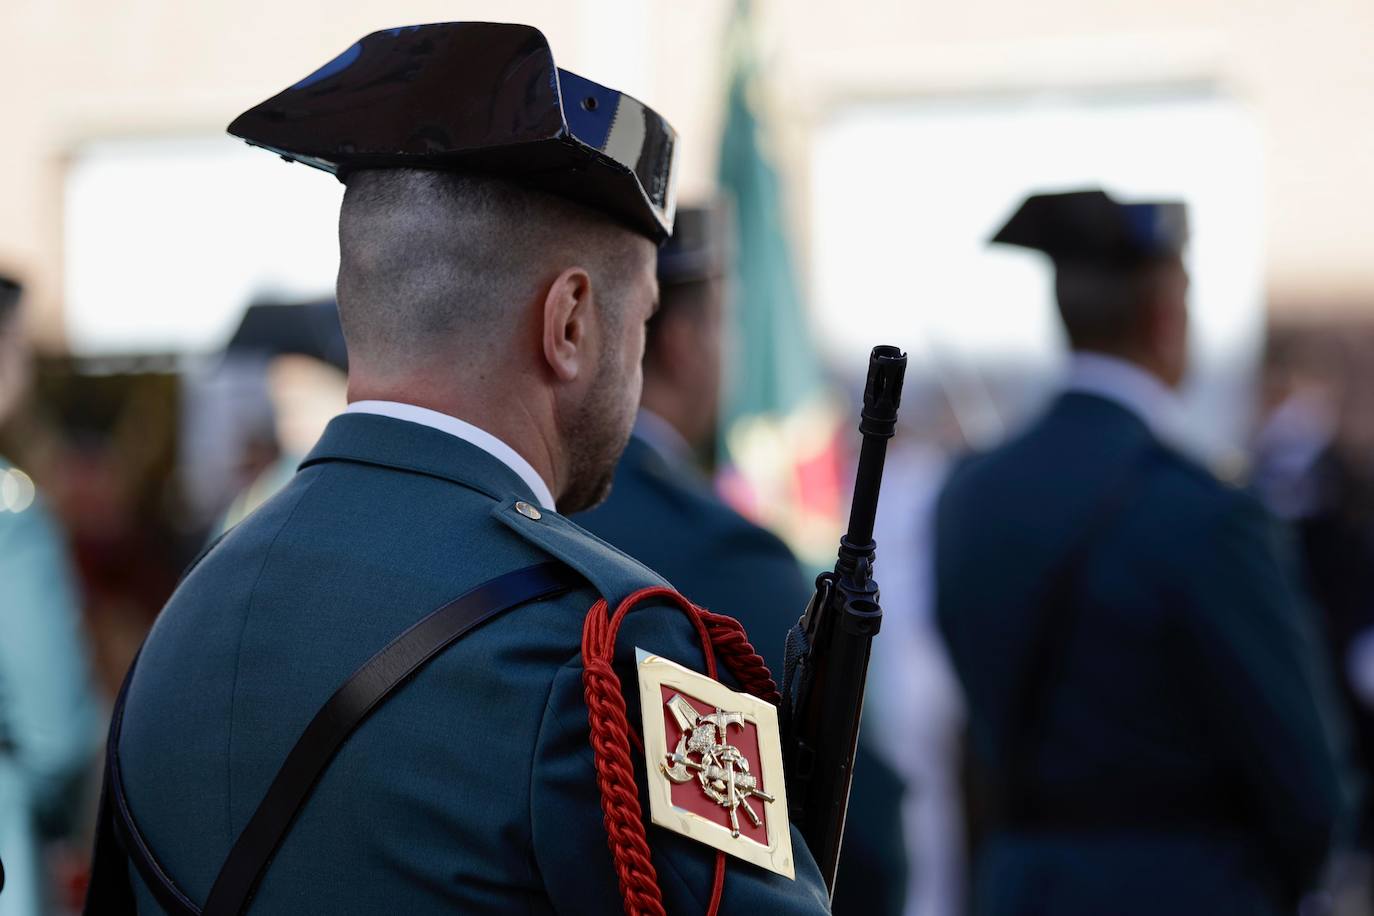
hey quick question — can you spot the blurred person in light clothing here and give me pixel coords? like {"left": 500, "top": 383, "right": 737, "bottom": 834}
{"left": 0, "top": 274, "right": 101, "bottom": 916}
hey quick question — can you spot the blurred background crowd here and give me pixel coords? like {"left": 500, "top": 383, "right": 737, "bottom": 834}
{"left": 4, "top": 0, "right": 1374, "bottom": 914}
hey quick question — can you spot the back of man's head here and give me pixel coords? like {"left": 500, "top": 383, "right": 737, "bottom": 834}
{"left": 336, "top": 169, "right": 637, "bottom": 377}
{"left": 645, "top": 279, "right": 714, "bottom": 368}
{"left": 1054, "top": 256, "right": 1184, "bottom": 347}
{"left": 1054, "top": 260, "right": 1154, "bottom": 351}
{"left": 640, "top": 275, "right": 724, "bottom": 451}
{"left": 335, "top": 168, "right": 659, "bottom": 513}
{"left": 1054, "top": 254, "right": 1190, "bottom": 386}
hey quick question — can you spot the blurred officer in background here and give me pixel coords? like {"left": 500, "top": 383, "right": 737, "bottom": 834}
{"left": 577, "top": 204, "right": 909, "bottom": 915}
{"left": 88, "top": 24, "right": 829, "bottom": 914}
{"left": 935, "top": 189, "right": 1357, "bottom": 916}
{"left": 0, "top": 274, "right": 101, "bottom": 916}
{"left": 217, "top": 299, "right": 348, "bottom": 531}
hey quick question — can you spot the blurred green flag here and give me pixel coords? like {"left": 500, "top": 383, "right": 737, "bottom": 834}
{"left": 717, "top": 0, "right": 822, "bottom": 434}
{"left": 713, "top": 1, "right": 842, "bottom": 563}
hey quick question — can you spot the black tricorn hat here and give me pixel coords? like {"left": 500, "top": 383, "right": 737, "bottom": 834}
{"left": 0, "top": 274, "right": 21, "bottom": 320}
{"left": 225, "top": 300, "right": 347, "bottom": 372}
{"left": 991, "top": 189, "right": 1188, "bottom": 267}
{"left": 228, "top": 22, "right": 679, "bottom": 242}
{"left": 657, "top": 202, "right": 733, "bottom": 287}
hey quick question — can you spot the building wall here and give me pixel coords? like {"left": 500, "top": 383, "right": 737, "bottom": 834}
{"left": 760, "top": 0, "right": 1374, "bottom": 316}
{"left": 1, "top": 0, "right": 1370, "bottom": 346}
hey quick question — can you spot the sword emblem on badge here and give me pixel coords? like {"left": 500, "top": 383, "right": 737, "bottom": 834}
{"left": 660, "top": 694, "right": 777, "bottom": 837}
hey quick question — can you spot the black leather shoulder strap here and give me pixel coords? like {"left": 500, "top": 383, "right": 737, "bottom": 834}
{"left": 87, "top": 560, "right": 583, "bottom": 916}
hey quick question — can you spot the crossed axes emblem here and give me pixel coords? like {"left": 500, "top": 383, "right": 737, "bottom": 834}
{"left": 659, "top": 693, "right": 777, "bottom": 838}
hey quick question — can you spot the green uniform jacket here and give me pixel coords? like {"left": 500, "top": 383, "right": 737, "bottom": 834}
{"left": 936, "top": 392, "right": 1358, "bottom": 916}
{"left": 117, "top": 413, "right": 829, "bottom": 913}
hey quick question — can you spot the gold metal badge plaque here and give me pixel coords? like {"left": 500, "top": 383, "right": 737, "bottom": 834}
{"left": 635, "top": 648, "right": 795, "bottom": 879}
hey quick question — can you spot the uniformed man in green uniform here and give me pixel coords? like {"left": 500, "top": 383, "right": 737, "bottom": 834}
{"left": 86, "top": 23, "right": 829, "bottom": 915}
{"left": 936, "top": 189, "right": 1358, "bottom": 916}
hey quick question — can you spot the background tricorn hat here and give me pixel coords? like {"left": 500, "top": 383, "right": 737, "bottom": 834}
{"left": 991, "top": 188, "right": 1188, "bottom": 267}
{"left": 0, "top": 274, "right": 22, "bottom": 320}
{"left": 227, "top": 22, "right": 679, "bottom": 242}
{"left": 224, "top": 299, "right": 347, "bottom": 372}
{"left": 657, "top": 201, "right": 734, "bottom": 287}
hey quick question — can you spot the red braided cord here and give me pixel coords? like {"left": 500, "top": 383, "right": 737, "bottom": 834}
{"left": 698, "top": 610, "right": 781, "bottom": 706}
{"left": 582, "top": 599, "right": 668, "bottom": 916}
{"left": 581, "top": 587, "right": 780, "bottom": 916}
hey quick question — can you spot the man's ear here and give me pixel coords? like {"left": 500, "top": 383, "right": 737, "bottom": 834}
{"left": 541, "top": 266, "right": 593, "bottom": 383}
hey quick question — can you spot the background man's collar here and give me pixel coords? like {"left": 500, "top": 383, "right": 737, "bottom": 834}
{"left": 1063, "top": 352, "right": 1185, "bottom": 445}
{"left": 632, "top": 408, "right": 695, "bottom": 468}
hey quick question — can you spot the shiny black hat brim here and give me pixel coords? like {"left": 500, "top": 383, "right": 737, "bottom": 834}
{"left": 227, "top": 22, "right": 678, "bottom": 242}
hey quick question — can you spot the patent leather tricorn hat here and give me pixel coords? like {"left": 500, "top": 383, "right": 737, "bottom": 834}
{"left": 657, "top": 202, "right": 733, "bottom": 286}
{"left": 228, "top": 22, "right": 680, "bottom": 242}
{"left": 991, "top": 188, "right": 1188, "bottom": 267}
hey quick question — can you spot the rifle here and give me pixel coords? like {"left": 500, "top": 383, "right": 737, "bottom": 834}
{"left": 781, "top": 344, "right": 907, "bottom": 894}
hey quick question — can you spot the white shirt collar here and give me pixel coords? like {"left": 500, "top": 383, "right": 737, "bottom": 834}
{"left": 632, "top": 408, "right": 694, "bottom": 467}
{"left": 1064, "top": 352, "right": 1186, "bottom": 446}
{"left": 344, "top": 400, "right": 557, "bottom": 510}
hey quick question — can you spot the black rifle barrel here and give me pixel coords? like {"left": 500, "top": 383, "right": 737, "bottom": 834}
{"left": 788, "top": 344, "right": 906, "bottom": 893}
{"left": 841, "top": 344, "right": 906, "bottom": 568}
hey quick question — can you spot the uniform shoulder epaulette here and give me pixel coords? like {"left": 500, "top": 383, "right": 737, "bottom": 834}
{"left": 490, "top": 497, "right": 669, "bottom": 607}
